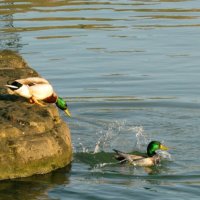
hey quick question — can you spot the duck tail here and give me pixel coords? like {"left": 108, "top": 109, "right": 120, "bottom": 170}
{"left": 5, "top": 81, "right": 22, "bottom": 90}
{"left": 5, "top": 84, "right": 19, "bottom": 89}
{"left": 113, "top": 149, "right": 124, "bottom": 154}
{"left": 113, "top": 149, "right": 128, "bottom": 163}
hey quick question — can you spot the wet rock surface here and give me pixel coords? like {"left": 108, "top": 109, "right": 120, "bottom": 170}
{"left": 0, "top": 50, "right": 72, "bottom": 180}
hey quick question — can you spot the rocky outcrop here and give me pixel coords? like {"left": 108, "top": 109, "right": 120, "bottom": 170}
{"left": 0, "top": 50, "right": 72, "bottom": 180}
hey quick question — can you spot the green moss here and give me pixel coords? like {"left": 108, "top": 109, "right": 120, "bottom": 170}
{"left": 0, "top": 150, "right": 72, "bottom": 180}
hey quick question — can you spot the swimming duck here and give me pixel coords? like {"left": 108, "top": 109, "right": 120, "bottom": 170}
{"left": 113, "top": 141, "right": 169, "bottom": 167}
{"left": 5, "top": 77, "right": 71, "bottom": 117}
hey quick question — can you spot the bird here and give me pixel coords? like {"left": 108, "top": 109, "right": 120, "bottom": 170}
{"left": 113, "top": 141, "right": 169, "bottom": 167}
{"left": 5, "top": 77, "right": 71, "bottom": 117}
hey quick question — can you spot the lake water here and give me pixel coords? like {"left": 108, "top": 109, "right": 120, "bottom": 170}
{"left": 1, "top": 0, "right": 200, "bottom": 199}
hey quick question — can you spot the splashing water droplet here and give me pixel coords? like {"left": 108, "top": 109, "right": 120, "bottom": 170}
{"left": 156, "top": 150, "right": 172, "bottom": 160}
{"left": 93, "top": 120, "right": 127, "bottom": 153}
{"left": 79, "top": 142, "right": 89, "bottom": 153}
{"left": 94, "top": 140, "right": 101, "bottom": 153}
{"left": 128, "top": 126, "right": 150, "bottom": 151}
{"left": 77, "top": 121, "right": 152, "bottom": 154}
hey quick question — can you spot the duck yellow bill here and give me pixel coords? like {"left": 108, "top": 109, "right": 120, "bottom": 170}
{"left": 160, "top": 144, "right": 169, "bottom": 151}
{"left": 64, "top": 108, "right": 71, "bottom": 117}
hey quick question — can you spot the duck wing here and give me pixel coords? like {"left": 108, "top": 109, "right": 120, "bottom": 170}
{"left": 14, "top": 77, "right": 54, "bottom": 100}
{"left": 113, "top": 149, "right": 160, "bottom": 167}
{"left": 113, "top": 149, "right": 145, "bottom": 163}
{"left": 16, "top": 77, "right": 50, "bottom": 86}
{"left": 130, "top": 156, "right": 160, "bottom": 167}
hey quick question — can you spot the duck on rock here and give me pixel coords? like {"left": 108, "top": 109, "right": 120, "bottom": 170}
{"left": 5, "top": 77, "right": 71, "bottom": 117}
{"left": 113, "top": 141, "right": 169, "bottom": 167}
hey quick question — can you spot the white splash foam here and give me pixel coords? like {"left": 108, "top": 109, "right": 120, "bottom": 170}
{"left": 156, "top": 150, "right": 172, "bottom": 160}
{"left": 78, "top": 141, "right": 89, "bottom": 153}
{"left": 93, "top": 120, "right": 127, "bottom": 153}
{"left": 129, "top": 126, "right": 150, "bottom": 150}
{"left": 92, "top": 122, "right": 153, "bottom": 153}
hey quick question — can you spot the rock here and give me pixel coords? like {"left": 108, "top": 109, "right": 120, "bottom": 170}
{"left": 0, "top": 50, "right": 72, "bottom": 180}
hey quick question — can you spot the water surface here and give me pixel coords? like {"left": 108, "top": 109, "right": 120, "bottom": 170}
{"left": 1, "top": 0, "right": 200, "bottom": 199}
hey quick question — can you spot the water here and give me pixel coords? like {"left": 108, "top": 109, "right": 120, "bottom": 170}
{"left": 1, "top": 0, "right": 200, "bottom": 199}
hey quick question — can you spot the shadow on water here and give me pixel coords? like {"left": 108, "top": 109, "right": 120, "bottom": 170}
{"left": 74, "top": 151, "right": 118, "bottom": 168}
{"left": 0, "top": 165, "right": 71, "bottom": 200}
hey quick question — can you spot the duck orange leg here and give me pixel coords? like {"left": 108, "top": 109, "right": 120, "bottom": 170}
{"left": 29, "top": 96, "right": 45, "bottom": 106}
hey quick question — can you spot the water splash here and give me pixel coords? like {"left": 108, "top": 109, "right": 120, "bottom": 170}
{"left": 93, "top": 162, "right": 117, "bottom": 169}
{"left": 75, "top": 117, "right": 172, "bottom": 155}
{"left": 93, "top": 120, "right": 129, "bottom": 153}
{"left": 75, "top": 120, "right": 153, "bottom": 154}
{"left": 74, "top": 121, "right": 172, "bottom": 170}
{"left": 128, "top": 126, "right": 150, "bottom": 151}
{"left": 77, "top": 139, "right": 89, "bottom": 153}
{"left": 93, "top": 122, "right": 152, "bottom": 153}
{"left": 156, "top": 150, "right": 172, "bottom": 161}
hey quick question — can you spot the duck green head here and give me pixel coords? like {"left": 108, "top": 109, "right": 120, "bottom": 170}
{"left": 56, "top": 97, "right": 71, "bottom": 117}
{"left": 147, "top": 141, "right": 169, "bottom": 157}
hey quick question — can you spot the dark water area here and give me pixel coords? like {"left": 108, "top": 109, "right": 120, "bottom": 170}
{"left": 1, "top": 0, "right": 200, "bottom": 199}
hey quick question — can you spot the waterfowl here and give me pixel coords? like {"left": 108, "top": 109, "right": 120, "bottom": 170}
{"left": 113, "top": 141, "right": 169, "bottom": 167}
{"left": 5, "top": 77, "right": 71, "bottom": 117}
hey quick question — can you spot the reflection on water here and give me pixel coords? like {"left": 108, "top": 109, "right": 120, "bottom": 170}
{"left": 0, "top": 165, "right": 71, "bottom": 200}
{"left": 1, "top": 0, "right": 200, "bottom": 199}
{"left": 0, "top": 3, "right": 22, "bottom": 50}
{"left": 1, "top": 0, "right": 200, "bottom": 50}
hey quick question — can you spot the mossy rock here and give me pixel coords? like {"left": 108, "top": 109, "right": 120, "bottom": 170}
{"left": 0, "top": 50, "right": 72, "bottom": 180}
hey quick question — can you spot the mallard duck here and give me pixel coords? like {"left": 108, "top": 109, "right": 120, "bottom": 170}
{"left": 5, "top": 77, "right": 71, "bottom": 117}
{"left": 113, "top": 141, "right": 169, "bottom": 167}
